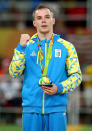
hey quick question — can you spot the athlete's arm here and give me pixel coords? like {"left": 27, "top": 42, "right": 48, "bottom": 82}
{"left": 56, "top": 43, "right": 82, "bottom": 94}
{"left": 9, "top": 34, "right": 30, "bottom": 77}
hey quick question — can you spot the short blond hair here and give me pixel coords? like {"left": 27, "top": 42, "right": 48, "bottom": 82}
{"left": 32, "top": 4, "right": 54, "bottom": 19}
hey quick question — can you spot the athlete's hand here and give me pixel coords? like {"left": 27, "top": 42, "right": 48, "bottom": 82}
{"left": 20, "top": 34, "right": 30, "bottom": 46}
{"left": 41, "top": 84, "right": 57, "bottom": 95}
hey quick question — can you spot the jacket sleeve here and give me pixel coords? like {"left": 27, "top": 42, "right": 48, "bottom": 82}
{"left": 56, "top": 42, "right": 82, "bottom": 94}
{"left": 9, "top": 44, "right": 26, "bottom": 77}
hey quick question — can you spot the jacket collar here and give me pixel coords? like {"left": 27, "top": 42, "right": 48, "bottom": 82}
{"left": 31, "top": 33, "right": 60, "bottom": 45}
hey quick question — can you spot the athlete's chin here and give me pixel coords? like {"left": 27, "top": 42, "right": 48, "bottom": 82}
{"left": 40, "top": 30, "right": 49, "bottom": 34}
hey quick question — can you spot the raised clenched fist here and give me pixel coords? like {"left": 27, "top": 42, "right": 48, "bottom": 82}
{"left": 20, "top": 34, "right": 30, "bottom": 46}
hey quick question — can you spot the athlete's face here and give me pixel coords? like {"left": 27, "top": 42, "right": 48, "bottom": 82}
{"left": 33, "top": 8, "right": 55, "bottom": 34}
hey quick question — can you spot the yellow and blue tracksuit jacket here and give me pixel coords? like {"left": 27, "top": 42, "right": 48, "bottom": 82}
{"left": 9, "top": 33, "right": 82, "bottom": 114}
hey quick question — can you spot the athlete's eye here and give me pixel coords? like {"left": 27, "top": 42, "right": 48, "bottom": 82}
{"left": 37, "top": 16, "right": 42, "bottom": 20}
{"left": 45, "top": 15, "right": 50, "bottom": 19}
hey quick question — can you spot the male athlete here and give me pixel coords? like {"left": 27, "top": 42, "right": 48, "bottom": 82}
{"left": 9, "top": 4, "right": 82, "bottom": 131}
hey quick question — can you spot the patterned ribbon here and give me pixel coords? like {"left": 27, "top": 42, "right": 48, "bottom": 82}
{"left": 37, "top": 34, "right": 54, "bottom": 76}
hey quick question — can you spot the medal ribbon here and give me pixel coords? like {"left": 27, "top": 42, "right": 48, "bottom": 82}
{"left": 37, "top": 34, "right": 54, "bottom": 76}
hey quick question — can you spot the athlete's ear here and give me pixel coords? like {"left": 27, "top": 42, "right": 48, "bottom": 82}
{"left": 33, "top": 21, "right": 36, "bottom": 27}
{"left": 53, "top": 18, "right": 55, "bottom": 25}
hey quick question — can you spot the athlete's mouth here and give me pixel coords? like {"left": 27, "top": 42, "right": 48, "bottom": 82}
{"left": 41, "top": 25, "right": 47, "bottom": 27}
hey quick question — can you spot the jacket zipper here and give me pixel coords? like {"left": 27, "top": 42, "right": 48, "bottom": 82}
{"left": 42, "top": 92, "right": 45, "bottom": 114}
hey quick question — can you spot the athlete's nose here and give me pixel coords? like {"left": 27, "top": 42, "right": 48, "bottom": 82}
{"left": 42, "top": 17, "right": 46, "bottom": 23}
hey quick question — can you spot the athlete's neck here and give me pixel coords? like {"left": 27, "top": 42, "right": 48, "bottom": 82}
{"left": 37, "top": 32, "right": 53, "bottom": 41}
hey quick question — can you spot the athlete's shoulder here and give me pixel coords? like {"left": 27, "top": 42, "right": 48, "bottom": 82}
{"left": 57, "top": 37, "right": 75, "bottom": 50}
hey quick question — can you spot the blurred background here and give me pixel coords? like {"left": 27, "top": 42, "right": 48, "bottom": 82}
{"left": 0, "top": 0, "right": 92, "bottom": 130}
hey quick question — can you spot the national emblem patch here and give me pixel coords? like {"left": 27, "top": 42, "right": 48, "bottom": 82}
{"left": 55, "top": 49, "right": 61, "bottom": 58}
